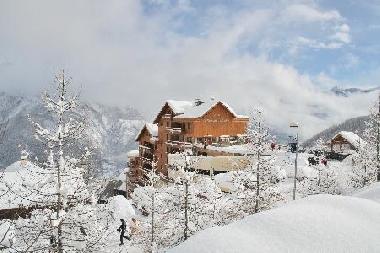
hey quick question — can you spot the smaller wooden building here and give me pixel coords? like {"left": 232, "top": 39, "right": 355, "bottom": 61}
{"left": 329, "top": 131, "right": 365, "bottom": 153}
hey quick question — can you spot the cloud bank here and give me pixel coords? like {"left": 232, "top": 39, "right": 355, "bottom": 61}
{"left": 0, "top": 0, "right": 376, "bottom": 138}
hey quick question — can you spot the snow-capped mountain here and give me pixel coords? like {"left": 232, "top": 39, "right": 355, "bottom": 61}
{"left": 0, "top": 92, "right": 144, "bottom": 176}
{"left": 330, "top": 86, "right": 380, "bottom": 97}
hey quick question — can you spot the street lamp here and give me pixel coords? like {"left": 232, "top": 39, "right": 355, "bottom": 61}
{"left": 290, "top": 122, "right": 299, "bottom": 201}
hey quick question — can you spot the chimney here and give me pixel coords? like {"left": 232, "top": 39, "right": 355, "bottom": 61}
{"left": 194, "top": 98, "right": 204, "bottom": 106}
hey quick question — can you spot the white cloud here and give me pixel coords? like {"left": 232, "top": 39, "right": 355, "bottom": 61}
{"left": 0, "top": 0, "right": 369, "bottom": 139}
{"left": 282, "top": 4, "right": 342, "bottom": 22}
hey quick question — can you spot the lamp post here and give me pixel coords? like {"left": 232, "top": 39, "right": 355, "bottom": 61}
{"left": 290, "top": 122, "right": 299, "bottom": 200}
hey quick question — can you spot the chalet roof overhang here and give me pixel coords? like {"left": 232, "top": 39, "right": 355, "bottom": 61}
{"left": 135, "top": 125, "right": 150, "bottom": 142}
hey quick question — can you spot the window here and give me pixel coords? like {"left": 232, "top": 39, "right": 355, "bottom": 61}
{"left": 187, "top": 137, "right": 192, "bottom": 143}
{"left": 187, "top": 123, "right": 191, "bottom": 130}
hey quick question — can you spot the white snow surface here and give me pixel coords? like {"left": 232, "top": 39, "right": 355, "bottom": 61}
{"left": 167, "top": 100, "right": 194, "bottom": 114}
{"left": 135, "top": 123, "right": 158, "bottom": 141}
{"left": 353, "top": 182, "right": 380, "bottom": 203}
{"left": 169, "top": 194, "right": 380, "bottom": 253}
{"left": 174, "top": 100, "right": 248, "bottom": 119}
{"left": 107, "top": 195, "right": 135, "bottom": 221}
{"left": 127, "top": 149, "right": 139, "bottom": 158}
{"left": 145, "top": 123, "right": 158, "bottom": 137}
{"left": 164, "top": 99, "right": 247, "bottom": 119}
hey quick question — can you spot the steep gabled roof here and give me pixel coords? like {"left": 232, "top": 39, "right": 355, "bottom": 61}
{"left": 176, "top": 101, "right": 249, "bottom": 119}
{"left": 153, "top": 99, "right": 248, "bottom": 123}
{"left": 135, "top": 123, "right": 158, "bottom": 141}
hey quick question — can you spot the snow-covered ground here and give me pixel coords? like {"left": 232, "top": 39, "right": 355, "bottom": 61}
{"left": 169, "top": 184, "right": 380, "bottom": 253}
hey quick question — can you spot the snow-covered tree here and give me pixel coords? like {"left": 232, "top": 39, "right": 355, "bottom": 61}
{"left": 347, "top": 99, "right": 380, "bottom": 189}
{"left": 300, "top": 138, "right": 340, "bottom": 196}
{"left": 349, "top": 136, "right": 377, "bottom": 189}
{"left": 2, "top": 71, "right": 115, "bottom": 252}
{"left": 232, "top": 108, "right": 283, "bottom": 215}
{"left": 131, "top": 150, "right": 223, "bottom": 252}
{"left": 363, "top": 99, "right": 380, "bottom": 181}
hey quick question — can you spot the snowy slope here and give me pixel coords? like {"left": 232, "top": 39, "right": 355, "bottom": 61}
{"left": 0, "top": 92, "right": 144, "bottom": 176}
{"left": 353, "top": 182, "right": 380, "bottom": 204}
{"left": 169, "top": 194, "right": 380, "bottom": 253}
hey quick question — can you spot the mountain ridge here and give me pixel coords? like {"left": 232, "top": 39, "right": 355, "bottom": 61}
{"left": 0, "top": 92, "right": 145, "bottom": 177}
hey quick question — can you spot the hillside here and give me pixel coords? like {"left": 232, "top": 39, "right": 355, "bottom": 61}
{"left": 0, "top": 92, "right": 144, "bottom": 176}
{"left": 302, "top": 115, "right": 369, "bottom": 148}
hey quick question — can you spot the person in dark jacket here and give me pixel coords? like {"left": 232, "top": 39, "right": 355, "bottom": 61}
{"left": 117, "top": 219, "right": 130, "bottom": 245}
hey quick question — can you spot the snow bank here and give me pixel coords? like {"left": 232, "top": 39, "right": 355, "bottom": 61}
{"left": 353, "top": 182, "right": 380, "bottom": 203}
{"left": 169, "top": 194, "right": 380, "bottom": 253}
{"left": 107, "top": 195, "right": 135, "bottom": 221}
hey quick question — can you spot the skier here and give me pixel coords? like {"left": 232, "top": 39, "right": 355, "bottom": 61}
{"left": 117, "top": 219, "right": 130, "bottom": 245}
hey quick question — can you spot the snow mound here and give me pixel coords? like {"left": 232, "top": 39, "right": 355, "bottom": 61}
{"left": 107, "top": 195, "right": 135, "bottom": 221}
{"left": 169, "top": 194, "right": 380, "bottom": 253}
{"left": 353, "top": 182, "right": 380, "bottom": 204}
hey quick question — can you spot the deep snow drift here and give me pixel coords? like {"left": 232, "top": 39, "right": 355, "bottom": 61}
{"left": 169, "top": 193, "right": 380, "bottom": 253}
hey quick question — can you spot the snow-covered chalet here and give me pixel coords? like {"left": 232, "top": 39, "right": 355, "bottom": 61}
{"left": 127, "top": 98, "right": 249, "bottom": 189}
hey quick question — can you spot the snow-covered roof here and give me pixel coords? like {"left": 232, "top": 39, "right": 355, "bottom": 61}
{"left": 135, "top": 123, "right": 158, "bottom": 141}
{"left": 127, "top": 149, "right": 139, "bottom": 158}
{"left": 204, "top": 144, "right": 251, "bottom": 155}
{"left": 167, "top": 100, "right": 194, "bottom": 114}
{"left": 146, "top": 123, "right": 158, "bottom": 137}
{"left": 172, "top": 100, "right": 248, "bottom": 119}
{"left": 333, "top": 131, "right": 366, "bottom": 149}
{"left": 168, "top": 154, "right": 250, "bottom": 172}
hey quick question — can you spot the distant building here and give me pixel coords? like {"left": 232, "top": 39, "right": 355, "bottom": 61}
{"left": 329, "top": 131, "right": 365, "bottom": 153}
{"left": 128, "top": 99, "right": 249, "bottom": 188}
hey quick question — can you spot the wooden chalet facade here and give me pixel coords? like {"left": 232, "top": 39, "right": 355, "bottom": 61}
{"left": 128, "top": 99, "right": 249, "bottom": 187}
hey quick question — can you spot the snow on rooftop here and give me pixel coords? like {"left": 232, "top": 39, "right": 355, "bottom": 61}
{"left": 135, "top": 123, "right": 158, "bottom": 141}
{"left": 169, "top": 194, "right": 380, "bottom": 253}
{"left": 166, "top": 99, "right": 248, "bottom": 119}
{"left": 205, "top": 144, "right": 252, "bottom": 155}
{"left": 168, "top": 154, "right": 250, "bottom": 173}
{"left": 334, "top": 131, "right": 366, "bottom": 149}
{"left": 145, "top": 123, "right": 158, "bottom": 137}
{"left": 127, "top": 149, "right": 139, "bottom": 158}
{"left": 167, "top": 100, "right": 194, "bottom": 114}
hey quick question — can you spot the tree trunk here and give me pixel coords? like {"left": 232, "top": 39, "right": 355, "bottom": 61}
{"left": 254, "top": 152, "right": 260, "bottom": 213}
{"left": 184, "top": 181, "right": 189, "bottom": 240}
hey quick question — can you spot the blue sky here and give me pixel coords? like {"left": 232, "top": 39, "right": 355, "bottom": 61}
{"left": 0, "top": 0, "right": 379, "bottom": 137}
{"left": 141, "top": 0, "right": 380, "bottom": 86}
